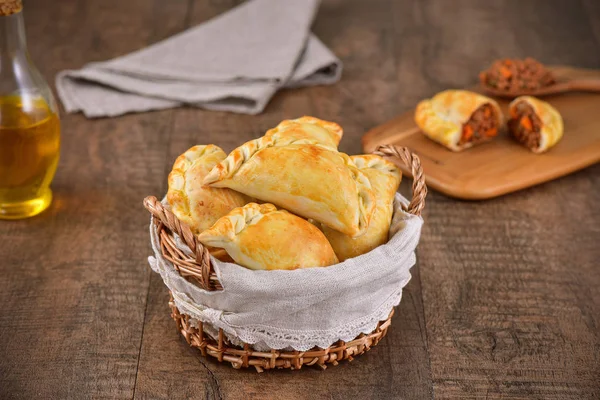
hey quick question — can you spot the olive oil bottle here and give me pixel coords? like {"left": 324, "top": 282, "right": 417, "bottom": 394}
{"left": 0, "top": 0, "right": 60, "bottom": 219}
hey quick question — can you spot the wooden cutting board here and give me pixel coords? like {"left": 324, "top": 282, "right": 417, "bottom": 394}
{"left": 362, "top": 67, "right": 600, "bottom": 200}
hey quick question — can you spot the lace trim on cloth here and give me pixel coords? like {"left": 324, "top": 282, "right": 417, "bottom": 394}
{"left": 174, "top": 287, "right": 406, "bottom": 352}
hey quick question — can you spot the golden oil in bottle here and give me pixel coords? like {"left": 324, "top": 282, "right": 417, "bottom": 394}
{"left": 0, "top": 0, "right": 61, "bottom": 219}
{"left": 0, "top": 95, "right": 60, "bottom": 218}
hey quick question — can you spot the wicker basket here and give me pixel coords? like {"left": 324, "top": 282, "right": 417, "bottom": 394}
{"left": 143, "top": 145, "right": 427, "bottom": 372}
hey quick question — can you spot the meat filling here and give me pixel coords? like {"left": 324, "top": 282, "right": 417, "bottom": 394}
{"left": 459, "top": 104, "right": 499, "bottom": 146}
{"left": 508, "top": 102, "right": 542, "bottom": 150}
{"left": 480, "top": 58, "right": 555, "bottom": 92}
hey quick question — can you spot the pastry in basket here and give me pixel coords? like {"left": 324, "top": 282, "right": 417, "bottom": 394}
{"left": 264, "top": 116, "right": 343, "bottom": 149}
{"left": 508, "top": 96, "right": 564, "bottom": 153}
{"left": 320, "top": 155, "right": 401, "bottom": 261}
{"left": 197, "top": 203, "right": 339, "bottom": 270}
{"left": 203, "top": 136, "right": 376, "bottom": 237}
{"left": 415, "top": 89, "right": 504, "bottom": 151}
{"left": 167, "top": 145, "right": 252, "bottom": 235}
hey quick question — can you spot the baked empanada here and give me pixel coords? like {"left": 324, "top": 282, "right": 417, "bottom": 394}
{"left": 167, "top": 145, "right": 252, "bottom": 235}
{"left": 203, "top": 137, "right": 376, "bottom": 237}
{"left": 415, "top": 90, "right": 504, "bottom": 151}
{"left": 320, "top": 155, "right": 401, "bottom": 261}
{"left": 264, "top": 116, "right": 343, "bottom": 149}
{"left": 508, "top": 96, "right": 563, "bottom": 153}
{"left": 197, "top": 203, "right": 339, "bottom": 270}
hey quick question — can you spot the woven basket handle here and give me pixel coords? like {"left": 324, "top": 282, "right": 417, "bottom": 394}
{"left": 143, "top": 196, "right": 214, "bottom": 290}
{"left": 372, "top": 145, "right": 427, "bottom": 216}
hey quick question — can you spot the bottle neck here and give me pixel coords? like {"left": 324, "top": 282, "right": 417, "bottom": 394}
{"left": 0, "top": 11, "right": 27, "bottom": 56}
{"left": 0, "top": 7, "right": 55, "bottom": 110}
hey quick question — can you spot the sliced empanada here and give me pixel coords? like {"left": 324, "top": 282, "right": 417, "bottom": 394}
{"left": 203, "top": 137, "right": 376, "bottom": 237}
{"left": 415, "top": 90, "right": 504, "bottom": 151}
{"left": 320, "top": 155, "right": 401, "bottom": 261}
{"left": 264, "top": 116, "right": 343, "bottom": 149}
{"left": 197, "top": 203, "right": 338, "bottom": 270}
{"left": 167, "top": 145, "right": 252, "bottom": 235}
{"left": 508, "top": 96, "right": 563, "bottom": 153}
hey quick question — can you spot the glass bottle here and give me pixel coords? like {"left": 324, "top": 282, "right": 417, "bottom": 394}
{"left": 0, "top": 0, "right": 60, "bottom": 219}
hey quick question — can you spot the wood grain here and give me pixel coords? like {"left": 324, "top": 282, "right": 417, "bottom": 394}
{"left": 0, "top": 1, "right": 598, "bottom": 399}
{"left": 0, "top": 0, "right": 183, "bottom": 398}
{"left": 401, "top": 0, "right": 600, "bottom": 398}
{"left": 362, "top": 69, "right": 600, "bottom": 200}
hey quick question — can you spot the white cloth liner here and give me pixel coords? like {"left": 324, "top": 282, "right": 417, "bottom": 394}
{"left": 148, "top": 194, "right": 423, "bottom": 351}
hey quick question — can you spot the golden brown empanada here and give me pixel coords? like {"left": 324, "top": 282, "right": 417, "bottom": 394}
{"left": 197, "top": 203, "right": 339, "bottom": 270}
{"left": 264, "top": 116, "right": 343, "bottom": 149}
{"left": 508, "top": 96, "right": 563, "bottom": 153}
{"left": 203, "top": 137, "right": 376, "bottom": 237}
{"left": 320, "top": 155, "right": 401, "bottom": 261}
{"left": 415, "top": 90, "right": 504, "bottom": 151}
{"left": 167, "top": 145, "right": 252, "bottom": 235}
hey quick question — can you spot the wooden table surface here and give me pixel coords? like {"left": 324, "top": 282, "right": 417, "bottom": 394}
{"left": 1, "top": 1, "right": 599, "bottom": 399}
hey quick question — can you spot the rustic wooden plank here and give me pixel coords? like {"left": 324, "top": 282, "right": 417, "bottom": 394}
{"left": 0, "top": 0, "right": 188, "bottom": 398}
{"left": 2, "top": 0, "right": 598, "bottom": 399}
{"left": 583, "top": 0, "right": 600, "bottom": 46}
{"left": 400, "top": 0, "right": 600, "bottom": 398}
{"left": 132, "top": 1, "right": 434, "bottom": 399}
{"left": 309, "top": 0, "right": 404, "bottom": 156}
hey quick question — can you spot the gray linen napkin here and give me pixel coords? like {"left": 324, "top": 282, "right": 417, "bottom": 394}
{"left": 55, "top": 0, "right": 342, "bottom": 118}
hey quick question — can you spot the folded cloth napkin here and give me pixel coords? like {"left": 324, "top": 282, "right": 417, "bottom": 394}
{"left": 55, "top": 0, "right": 342, "bottom": 118}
